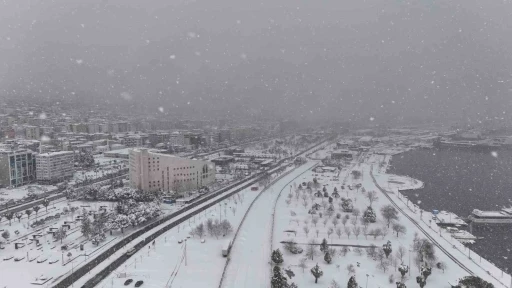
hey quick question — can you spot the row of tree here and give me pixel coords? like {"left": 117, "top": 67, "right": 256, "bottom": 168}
{"left": 0, "top": 198, "right": 51, "bottom": 226}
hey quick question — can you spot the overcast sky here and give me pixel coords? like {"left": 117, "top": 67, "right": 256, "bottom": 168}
{"left": 1, "top": 0, "right": 511, "bottom": 125}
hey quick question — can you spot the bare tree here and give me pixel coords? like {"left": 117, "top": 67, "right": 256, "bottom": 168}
{"left": 219, "top": 219, "right": 233, "bottom": 236}
{"left": 312, "top": 217, "right": 319, "bottom": 227}
{"left": 377, "top": 258, "right": 391, "bottom": 272}
{"left": 373, "top": 228, "right": 382, "bottom": 240}
{"left": 366, "top": 191, "right": 379, "bottom": 206}
{"left": 352, "top": 226, "right": 361, "bottom": 239}
{"left": 321, "top": 200, "right": 328, "bottom": 210}
{"left": 329, "top": 280, "right": 341, "bottom": 288}
{"left": 323, "top": 218, "right": 328, "bottom": 227}
{"left": 332, "top": 218, "right": 339, "bottom": 227}
{"left": 315, "top": 229, "right": 320, "bottom": 238}
{"left": 303, "top": 226, "right": 310, "bottom": 237}
{"left": 351, "top": 208, "right": 360, "bottom": 220}
{"left": 298, "top": 257, "right": 308, "bottom": 273}
{"left": 380, "top": 204, "right": 399, "bottom": 227}
{"left": 381, "top": 225, "right": 389, "bottom": 239}
{"left": 350, "top": 217, "right": 357, "bottom": 227}
{"left": 305, "top": 240, "right": 318, "bottom": 260}
{"left": 341, "top": 217, "right": 348, "bottom": 227}
{"left": 392, "top": 223, "right": 407, "bottom": 237}
{"left": 344, "top": 226, "right": 352, "bottom": 239}
{"left": 335, "top": 227, "right": 343, "bottom": 239}
{"left": 363, "top": 226, "right": 369, "bottom": 240}
{"left": 396, "top": 245, "right": 406, "bottom": 263}
{"left": 327, "top": 227, "right": 334, "bottom": 238}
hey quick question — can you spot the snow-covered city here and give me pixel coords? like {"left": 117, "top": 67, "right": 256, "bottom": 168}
{"left": 2, "top": 0, "right": 512, "bottom": 287}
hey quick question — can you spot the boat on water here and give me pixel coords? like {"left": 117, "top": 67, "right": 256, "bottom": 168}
{"left": 468, "top": 207, "right": 512, "bottom": 224}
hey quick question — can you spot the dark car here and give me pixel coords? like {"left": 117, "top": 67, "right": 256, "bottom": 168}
{"left": 124, "top": 279, "right": 133, "bottom": 285}
{"left": 135, "top": 280, "right": 144, "bottom": 287}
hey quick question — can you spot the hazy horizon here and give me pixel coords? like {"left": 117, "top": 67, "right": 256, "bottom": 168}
{"left": 1, "top": 0, "right": 511, "bottom": 125}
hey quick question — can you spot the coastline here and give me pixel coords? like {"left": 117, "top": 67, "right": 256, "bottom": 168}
{"left": 380, "top": 149, "right": 511, "bottom": 287}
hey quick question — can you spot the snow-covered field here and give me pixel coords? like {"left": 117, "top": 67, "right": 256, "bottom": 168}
{"left": 0, "top": 184, "right": 57, "bottom": 205}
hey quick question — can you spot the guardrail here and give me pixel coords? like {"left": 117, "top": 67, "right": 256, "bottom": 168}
{"left": 53, "top": 139, "right": 330, "bottom": 288}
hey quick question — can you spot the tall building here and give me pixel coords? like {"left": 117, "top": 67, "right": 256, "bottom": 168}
{"left": 0, "top": 148, "right": 36, "bottom": 187}
{"left": 36, "top": 151, "right": 75, "bottom": 183}
{"left": 129, "top": 148, "right": 215, "bottom": 193}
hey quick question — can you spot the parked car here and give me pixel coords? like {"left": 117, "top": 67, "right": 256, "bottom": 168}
{"left": 124, "top": 279, "right": 133, "bottom": 286}
{"left": 135, "top": 280, "right": 144, "bottom": 287}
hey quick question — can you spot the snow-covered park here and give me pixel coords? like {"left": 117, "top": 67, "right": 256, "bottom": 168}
{"left": 266, "top": 148, "right": 509, "bottom": 288}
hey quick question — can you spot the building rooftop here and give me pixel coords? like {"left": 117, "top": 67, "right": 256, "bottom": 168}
{"left": 37, "top": 151, "right": 74, "bottom": 157}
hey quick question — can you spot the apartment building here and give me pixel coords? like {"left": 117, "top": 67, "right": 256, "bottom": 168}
{"left": 36, "top": 151, "right": 75, "bottom": 183}
{"left": 129, "top": 148, "right": 215, "bottom": 193}
{"left": 0, "top": 148, "right": 36, "bottom": 187}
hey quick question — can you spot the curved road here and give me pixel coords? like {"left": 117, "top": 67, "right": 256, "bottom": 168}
{"left": 221, "top": 161, "right": 317, "bottom": 288}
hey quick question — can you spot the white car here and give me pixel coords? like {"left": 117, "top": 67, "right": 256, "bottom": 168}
{"left": 126, "top": 247, "right": 136, "bottom": 256}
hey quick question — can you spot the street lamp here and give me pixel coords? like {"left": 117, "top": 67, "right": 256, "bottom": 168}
{"left": 365, "top": 274, "right": 369, "bottom": 288}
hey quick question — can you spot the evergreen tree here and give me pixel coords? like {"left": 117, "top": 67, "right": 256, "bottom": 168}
{"left": 347, "top": 276, "right": 358, "bottom": 288}
{"left": 271, "top": 249, "right": 284, "bottom": 265}
{"left": 421, "top": 265, "right": 432, "bottom": 280}
{"left": 81, "top": 212, "right": 92, "bottom": 239}
{"left": 324, "top": 251, "right": 332, "bottom": 264}
{"left": 383, "top": 240, "right": 392, "bottom": 258}
{"left": 310, "top": 263, "right": 323, "bottom": 284}
{"left": 320, "top": 238, "right": 328, "bottom": 252}
{"left": 271, "top": 266, "right": 289, "bottom": 288}
{"left": 416, "top": 276, "right": 426, "bottom": 288}
{"left": 363, "top": 206, "right": 377, "bottom": 223}
{"left": 457, "top": 276, "right": 494, "bottom": 288}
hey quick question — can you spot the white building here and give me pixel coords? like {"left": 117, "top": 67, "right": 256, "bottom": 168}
{"left": 129, "top": 148, "right": 215, "bottom": 193}
{"left": 36, "top": 151, "right": 75, "bottom": 183}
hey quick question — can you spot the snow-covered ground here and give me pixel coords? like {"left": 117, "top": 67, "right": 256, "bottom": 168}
{"left": 0, "top": 184, "right": 57, "bottom": 205}
{"left": 266, "top": 147, "right": 510, "bottom": 288}
{"left": 371, "top": 153, "right": 511, "bottom": 287}
{"left": 0, "top": 199, "right": 175, "bottom": 288}
{"left": 221, "top": 161, "right": 318, "bottom": 288}
{"left": 78, "top": 164, "right": 295, "bottom": 288}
